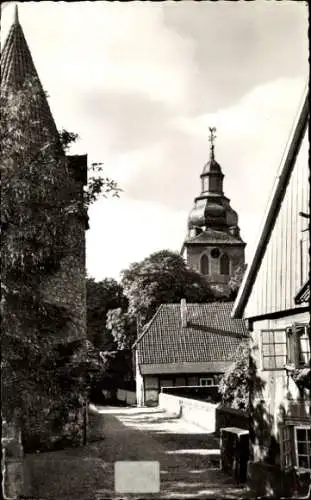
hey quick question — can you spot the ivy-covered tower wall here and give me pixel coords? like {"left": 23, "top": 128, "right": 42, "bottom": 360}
{"left": 1, "top": 9, "right": 88, "bottom": 451}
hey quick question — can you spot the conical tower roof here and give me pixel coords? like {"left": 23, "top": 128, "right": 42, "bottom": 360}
{"left": 1, "top": 6, "right": 60, "bottom": 147}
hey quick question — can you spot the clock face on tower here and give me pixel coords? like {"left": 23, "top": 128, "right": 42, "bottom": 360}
{"left": 211, "top": 248, "right": 220, "bottom": 258}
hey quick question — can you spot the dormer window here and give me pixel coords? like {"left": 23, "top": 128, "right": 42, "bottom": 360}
{"left": 220, "top": 253, "right": 230, "bottom": 275}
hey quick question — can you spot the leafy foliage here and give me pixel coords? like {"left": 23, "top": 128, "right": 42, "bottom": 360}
{"left": 86, "top": 277, "right": 127, "bottom": 349}
{"left": 106, "top": 307, "right": 137, "bottom": 351}
{"left": 121, "top": 249, "right": 214, "bottom": 324}
{"left": 218, "top": 342, "right": 250, "bottom": 411}
{"left": 102, "top": 250, "right": 215, "bottom": 387}
{"left": 86, "top": 278, "right": 136, "bottom": 390}
{"left": 1, "top": 76, "right": 120, "bottom": 430}
{"left": 228, "top": 262, "right": 247, "bottom": 299}
{"left": 84, "top": 162, "right": 121, "bottom": 206}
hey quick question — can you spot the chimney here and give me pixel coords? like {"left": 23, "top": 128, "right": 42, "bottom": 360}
{"left": 180, "top": 298, "right": 187, "bottom": 327}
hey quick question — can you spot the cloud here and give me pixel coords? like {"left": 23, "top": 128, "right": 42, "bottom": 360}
{"left": 2, "top": 2, "right": 308, "bottom": 280}
{"left": 120, "top": 76, "right": 306, "bottom": 215}
{"left": 86, "top": 197, "right": 187, "bottom": 280}
{"left": 79, "top": 90, "right": 175, "bottom": 154}
{"left": 163, "top": 1, "right": 308, "bottom": 113}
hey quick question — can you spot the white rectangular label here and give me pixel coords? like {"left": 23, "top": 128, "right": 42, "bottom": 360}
{"left": 114, "top": 460, "right": 160, "bottom": 493}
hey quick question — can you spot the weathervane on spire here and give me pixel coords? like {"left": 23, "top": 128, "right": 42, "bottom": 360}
{"left": 14, "top": 4, "right": 19, "bottom": 24}
{"left": 208, "top": 126, "right": 217, "bottom": 160}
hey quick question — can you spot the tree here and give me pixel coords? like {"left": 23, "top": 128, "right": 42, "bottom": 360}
{"left": 121, "top": 249, "right": 214, "bottom": 325}
{"left": 106, "top": 307, "right": 137, "bottom": 351}
{"left": 228, "top": 263, "right": 247, "bottom": 300}
{"left": 105, "top": 308, "right": 137, "bottom": 389}
{"left": 86, "top": 279, "right": 138, "bottom": 395}
{"left": 103, "top": 250, "right": 214, "bottom": 388}
{"left": 86, "top": 277, "right": 127, "bottom": 349}
{"left": 218, "top": 343, "right": 250, "bottom": 411}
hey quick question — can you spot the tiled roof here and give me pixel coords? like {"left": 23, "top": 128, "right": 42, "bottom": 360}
{"left": 184, "top": 229, "right": 244, "bottom": 245}
{"left": 1, "top": 8, "right": 60, "bottom": 147}
{"left": 135, "top": 302, "right": 248, "bottom": 366}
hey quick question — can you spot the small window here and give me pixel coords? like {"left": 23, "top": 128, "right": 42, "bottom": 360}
{"left": 287, "top": 324, "right": 310, "bottom": 367}
{"left": 160, "top": 379, "right": 173, "bottom": 388}
{"left": 261, "top": 329, "right": 287, "bottom": 370}
{"left": 296, "top": 325, "right": 310, "bottom": 367}
{"left": 175, "top": 377, "right": 186, "bottom": 387}
{"left": 281, "top": 425, "right": 311, "bottom": 471}
{"left": 200, "top": 254, "right": 209, "bottom": 275}
{"left": 199, "top": 377, "right": 214, "bottom": 386}
{"left": 202, "top": 177, "right": 208, "bottom": 192}
{"left": 220, "top": 253, "right": 230, "bottom": 275}
{"left": 296, "top": 427, "right": 311, "bottom": 470}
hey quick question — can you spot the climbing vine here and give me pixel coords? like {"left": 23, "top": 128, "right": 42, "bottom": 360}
{"left": 1, "top": 76, "right": 118, "bottom": 436}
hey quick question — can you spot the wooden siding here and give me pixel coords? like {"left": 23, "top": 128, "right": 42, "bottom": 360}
{"left": 251, "top": 312, "right": 310, "bottom": 451}
{"left": 245, "top": 129, "right": 309, "bottom": 319}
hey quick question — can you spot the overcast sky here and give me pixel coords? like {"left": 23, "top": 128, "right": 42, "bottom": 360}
{"left": 2, "top": 1, "right": 308, "bottom": 281}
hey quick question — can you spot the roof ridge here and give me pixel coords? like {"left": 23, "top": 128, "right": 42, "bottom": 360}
{"left": 162, "top": 301, "right": 235, "bottom": 307}
{"left": 132, "top": 304, "right": 165, "bottom": 349}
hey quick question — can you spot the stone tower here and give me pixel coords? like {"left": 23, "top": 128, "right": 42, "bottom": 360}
{"left": 181, "top": 128, "right": 245, "bottom": 296}
{"left": 1, "top": 7, "right": 88, "bottom": 450}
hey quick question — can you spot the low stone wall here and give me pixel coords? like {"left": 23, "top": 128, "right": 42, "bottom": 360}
{"left": 215, "top": 406, "right": 249, "bottom": 437}
{"left": 158, "top": 393, "right": 181, "bottom": 415}
{"left": 117, "top": 389, "right": 137, "bottom": 406}
{"left": 159, "top": 393, "right": 218, "bottom": 431}
{"left": 163, "top": 385, "right": 221, "bottom": 403}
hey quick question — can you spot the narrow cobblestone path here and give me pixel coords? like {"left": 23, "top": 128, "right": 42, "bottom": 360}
{"left": 24, "top": 406, "right": 250, "bottom": 499}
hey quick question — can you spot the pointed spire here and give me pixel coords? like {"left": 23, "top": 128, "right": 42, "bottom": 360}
{"left": 208, "top": 126, "right": 217, "bottom": 161}
{"left": 1, "top": 9, "right": 60, "bottom": 146}
{"left": 14, "top": 4, "right": 19, "bottom": 25}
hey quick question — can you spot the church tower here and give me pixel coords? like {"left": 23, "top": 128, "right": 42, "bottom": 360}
{"left": 181, "top": 128, "right": 245, "bottom": 295}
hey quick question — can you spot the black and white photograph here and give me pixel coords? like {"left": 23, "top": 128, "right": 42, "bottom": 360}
{"left": 1, "top": 1, "right": 309, "bottom": 499}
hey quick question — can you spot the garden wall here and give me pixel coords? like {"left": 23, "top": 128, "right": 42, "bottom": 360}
{"left": 162, "top": 385, "right": 221, "bottom": 403}
{"left": 159, "top": 393, "right": 218, "bottom": 431}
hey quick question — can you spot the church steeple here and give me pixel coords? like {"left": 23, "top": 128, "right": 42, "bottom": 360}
{"left": 200, "top": 127, "right": 224, "bottom": 195}
{"left": 181, "top": 127, "right": 246, "bottom": 296}
{"left": 1, "top": 6, "right": 59, "bottom": 146}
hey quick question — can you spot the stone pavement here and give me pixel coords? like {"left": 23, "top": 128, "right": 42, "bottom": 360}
{"left": 23, "top": 405, "right": 251, "bottom": 499}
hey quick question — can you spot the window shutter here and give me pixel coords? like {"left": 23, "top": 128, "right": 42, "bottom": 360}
{"left": 297, "top": 325, "right": 310, "bottom": 366}
{"left": 286, "top": 326, "right": 296, "bottom": 365}
{"left": 279, "top": 425, "right": 285, "bottom": 469}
